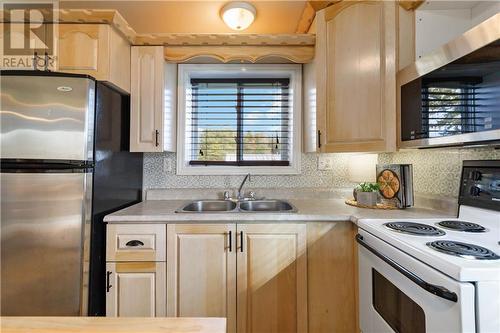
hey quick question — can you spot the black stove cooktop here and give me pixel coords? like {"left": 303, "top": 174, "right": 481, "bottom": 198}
{"left": 437, "top": 220, "right": 486, "bottom": 232}
{"left": 384, "top": 222, "right": 446, "bottom": 236}
{"left": 427, "top": 240, "right": 500, "bottom": 260}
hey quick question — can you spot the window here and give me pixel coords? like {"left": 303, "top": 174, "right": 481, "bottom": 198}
{"left": 372, "top": 269, "right": 425, "bottom": 333}
{"left": 177, "top": 64, "right": 301, "bottom": 175}
{"left": 189, "top": 78, "right": 290, "bottom": 166}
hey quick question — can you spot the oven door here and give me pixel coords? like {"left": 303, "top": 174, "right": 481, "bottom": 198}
{"left": 357, "top": 229, "right": 476, "bottom": 333}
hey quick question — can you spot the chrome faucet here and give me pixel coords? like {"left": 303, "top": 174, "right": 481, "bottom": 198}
{"left": 237, "top": 173, "right": 251, "bottom": 200}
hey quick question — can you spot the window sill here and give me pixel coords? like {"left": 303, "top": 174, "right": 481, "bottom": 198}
{"left": 176, "top": 162, "right": 301, "bottom": 176}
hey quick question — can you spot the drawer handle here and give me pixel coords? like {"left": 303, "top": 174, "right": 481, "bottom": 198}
{"left": 126, "top": 240, "right": 144, "bottom": 247}
{"left": 240, "top": 231, "right": 244, "bottom": 252}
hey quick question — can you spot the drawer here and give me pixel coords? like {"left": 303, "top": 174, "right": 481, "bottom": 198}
{"left": 106, "top": 224, "right": 166, "bottom": 261}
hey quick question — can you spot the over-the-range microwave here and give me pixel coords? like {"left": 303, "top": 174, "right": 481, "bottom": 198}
{"left": 398, "top": 13, "right": 500, "bottom": 148}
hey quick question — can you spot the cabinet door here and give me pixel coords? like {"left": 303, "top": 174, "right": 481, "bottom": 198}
{"left": 167, "top": 224, "right": 236, "bottom": 333}
{"left": 237, "top": 224, "right": 307, "bottom": 333}
{"left": 317, "top": 1, "right": 396, "bottom": 152}
{"left": 106, "top": 262, "right": 166, "bottom": 317}
{"left": 58, "top": 24, "right": 109, "bottom": 79}
{"left": 130, "top": 46, "right": 164, "bottom": 152}
{"left": 307, "top": 222, "right": 359, "bottom": 333}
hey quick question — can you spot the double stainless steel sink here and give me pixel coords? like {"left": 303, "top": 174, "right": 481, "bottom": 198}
{"left": 176, "top": 199, "right": 296, "bottom": 213}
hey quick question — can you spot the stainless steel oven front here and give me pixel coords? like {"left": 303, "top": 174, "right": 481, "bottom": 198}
{"left": 357, "top": 230, "right": 476, "bottom": 333}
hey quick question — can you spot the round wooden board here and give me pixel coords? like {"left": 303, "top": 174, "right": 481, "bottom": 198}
{"left": 345, "top": 199, "right": 398, "bottom": 210}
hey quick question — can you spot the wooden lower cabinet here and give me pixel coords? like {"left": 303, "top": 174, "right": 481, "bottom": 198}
{"left": 106, "top": 262, "right": 166, "bottom": 317}
{"left": 237, "top": 224, "right": 308, "bottom": 333}
{"left": 307, "top": 222, "right": 359, "bottom": 333}
{"left": 166, "top": 224, "right": 237, "bottom": 333}
{"left": 166, "top": 223, "right": 308, "bottom": 333}
{"left": 106, "top": 222, "right": 358, "bottom": 332}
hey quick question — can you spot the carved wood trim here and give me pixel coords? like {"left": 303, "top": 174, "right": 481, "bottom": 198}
{"left": 164, "top": 45, "right": 315, "bottom": 63}
{"left": 135, "top": 33, "right": 315, "bottom": 46}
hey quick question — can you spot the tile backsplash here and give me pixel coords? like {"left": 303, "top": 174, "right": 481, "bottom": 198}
{"left": 379, "top": 147, "right": 500, "bottom": 198}
{"left": 143, "top": 147, "right": 499, "bottom": 198}
{"left": 144, "top": 152, "right": 357, "bottom": 190}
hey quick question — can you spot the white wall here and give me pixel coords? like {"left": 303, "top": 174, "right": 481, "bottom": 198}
{"left": 415, "top": 1, "right": 500, "bottom": 59}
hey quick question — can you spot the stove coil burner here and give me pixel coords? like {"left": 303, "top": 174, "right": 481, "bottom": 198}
{"left": 437, "top": 220, "right": 486, "bottom": 233}
{"left": 427, "top": 240, "right": 500, "bottom": 260}
{"left": 384, "top": 222, "right": 446, "bottom": 236}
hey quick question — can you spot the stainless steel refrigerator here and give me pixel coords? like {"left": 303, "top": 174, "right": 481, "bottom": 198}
{"left": 0, "top": 71, "right": 143, "bottom": 316}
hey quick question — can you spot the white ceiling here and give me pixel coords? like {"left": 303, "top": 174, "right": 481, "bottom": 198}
{"left": 419, "top": 1, "right": 485, "bottom": 11}
{"left": 60, "top": 1, "right": 308, "bottom": 34}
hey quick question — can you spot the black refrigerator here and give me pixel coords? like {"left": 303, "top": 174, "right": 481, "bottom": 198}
{"left": 0, "top": 71, "right": 143, "bottom": 316}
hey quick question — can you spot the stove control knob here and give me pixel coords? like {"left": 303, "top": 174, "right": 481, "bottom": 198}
{"left": 471, "top": 171, "right": 482, "bottom": 181}
{"left": 469, "top": 186, "right": 481, "bottom": 196}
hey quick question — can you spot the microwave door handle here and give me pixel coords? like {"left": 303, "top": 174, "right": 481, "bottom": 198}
{"left": 356, "top": 234, "right": 458, "bottom": 303}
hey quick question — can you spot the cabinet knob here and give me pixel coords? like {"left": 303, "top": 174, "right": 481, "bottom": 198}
{"left": 155, "top": 130, "right": 160, "bottom": 147}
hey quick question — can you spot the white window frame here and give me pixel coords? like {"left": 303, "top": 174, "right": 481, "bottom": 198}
{"left": 177, "top": 64, "right": 302, "bottom": 175}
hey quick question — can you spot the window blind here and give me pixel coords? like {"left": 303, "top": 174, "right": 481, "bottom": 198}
{"left": 188, "top": 78, "right": 291, "bottom": 166}
{"left": 421, "top": 81, "right": 478, "bottom": 138}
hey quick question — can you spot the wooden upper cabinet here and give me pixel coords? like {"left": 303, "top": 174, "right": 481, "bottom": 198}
{"left": 167, "top": 224, "right": 236, "bottom": 333}
{"left": 237, "top": 224, "right": 307, "bottom": 333}
{"left": 130, "top": 46, "right": 171, "bottom": 152}
{"left": 307, "top": 1, "right": 397, "bottom": 153}
{"left": 57, "top": 24, "right": 131, "bottom": 92}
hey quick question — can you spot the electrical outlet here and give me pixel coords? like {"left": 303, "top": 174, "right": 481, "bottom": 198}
{"left": 318, "top": 154, "right": 334, "bottom": 171}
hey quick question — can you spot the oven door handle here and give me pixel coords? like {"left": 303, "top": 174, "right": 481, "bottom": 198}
{"left": 356, "top": 234, "right": 458, "bottom": 303}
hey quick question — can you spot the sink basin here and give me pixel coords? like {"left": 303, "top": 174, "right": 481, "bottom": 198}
{"left": 178, "top": 200, "right": 237, "bottom": 212}
{"left": 239, "top": 200, "right": 295, "bottom": 212}
{"left": 176, "top": 199, "right": 296, "bottom": 213}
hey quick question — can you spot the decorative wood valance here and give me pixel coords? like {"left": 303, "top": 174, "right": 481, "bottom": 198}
{"left": 135, "top": 33, "right": 315, "bottom": 46}
{"left": 164, "top": 45, "right": 314, "bottom": 63}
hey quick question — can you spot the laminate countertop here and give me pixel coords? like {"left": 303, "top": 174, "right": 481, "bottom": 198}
{"left": 0, "top": 317, "right": 226, "bottom": 333}
{"left": 104, "top": 199, "right": 455, "bottom": 224}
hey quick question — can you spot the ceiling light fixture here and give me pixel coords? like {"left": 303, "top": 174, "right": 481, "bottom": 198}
{"left": 221, "top": 2, "right": 256, "bottom": 31}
